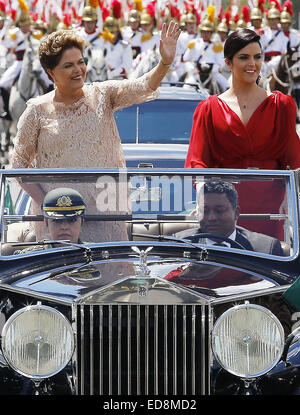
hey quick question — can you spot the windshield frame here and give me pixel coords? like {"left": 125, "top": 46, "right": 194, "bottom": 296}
{"left": 0, "top": 168, "right": 298, "bottom": 262}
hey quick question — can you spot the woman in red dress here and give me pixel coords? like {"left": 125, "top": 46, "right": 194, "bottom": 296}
{"left": 185, "top": 28, "right": 300, "bottom": 239}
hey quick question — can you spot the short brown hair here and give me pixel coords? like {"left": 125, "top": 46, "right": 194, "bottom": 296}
{"left": 39, "top": 30, "right": 85, "bottom": 80}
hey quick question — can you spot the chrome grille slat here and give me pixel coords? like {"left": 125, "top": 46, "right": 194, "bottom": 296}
{"left": 90, "top": 306, "right": 94, "bottom": 395}
{"left": 183, "top": 305, "right": 187, "bottom": 395}
{"left": 117, "top": 305, "right": 122, "bottom": 395}
{"left": 127, "top": 305, "right": 131, "bottom": 395}
{"left": 145, "top": 306, "right": 149, "bottom": 395}
{"left": 108, "top": 305, "right": 112, "bottom": 395}
{"left": 173, "top": 306, "right": 177, "bottom": 395}
{"left": 99, "top": 306, "right": 103, "bottom": 395}
{"left": 76, "top": 304, "right": 209, "bottom": 395}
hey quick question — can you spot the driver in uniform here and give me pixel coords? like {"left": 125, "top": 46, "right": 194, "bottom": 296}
{"left": 14, "top": 188, "right": 86, "bottom": 254}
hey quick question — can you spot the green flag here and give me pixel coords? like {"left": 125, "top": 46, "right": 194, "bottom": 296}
{"left": 4, "top": 184, "right": 14, "bottom": 215}
{"left": 284, "top": 277, "right": 300, "bottom": 310}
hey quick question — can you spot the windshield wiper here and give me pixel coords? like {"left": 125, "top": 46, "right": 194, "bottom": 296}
{"left": 12, "top": 239, "right": 91, "bottom": 256}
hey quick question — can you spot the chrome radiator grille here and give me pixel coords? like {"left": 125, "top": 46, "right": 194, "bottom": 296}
{"left": 75, "top": 304, "right": 210, "bottom": 395}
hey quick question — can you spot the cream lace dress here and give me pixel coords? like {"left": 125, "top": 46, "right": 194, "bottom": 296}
{"left": 10, "top": 75, "right": 158, "bottom": 242}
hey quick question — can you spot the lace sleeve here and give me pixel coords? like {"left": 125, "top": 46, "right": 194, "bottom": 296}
{"left": 95, "top": 73, "right": 159, "bottom": 112}
{"left": 9, "top": 103, "right": 39, "bottom": 169}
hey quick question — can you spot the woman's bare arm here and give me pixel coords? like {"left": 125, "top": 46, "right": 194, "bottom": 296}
{"left": 147, "top": 20, "right": 181, "bottom": 91}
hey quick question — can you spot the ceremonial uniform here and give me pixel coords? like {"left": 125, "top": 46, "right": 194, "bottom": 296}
{"left": 183, "top": 38, "right": 229, "bottom": 91}
{"left": 0, "top": 26, "right": 30, "bottom": 89}
{"left": 169, "top": 32, "right": 199, "bottom": 83}
{"left": 77, "top": 26, "right": 106, "bottom": 51}
{"left": 130, "top": 30, "right": 160, "bottom": 54}
{"left": 283, "top": 27, "right": 300, "bottom": 48}
{"left": 106, "top": 37, "right": 133, "bottom": 79}
{"left": 260, "top": 27, "right": 288, "bottom": 76}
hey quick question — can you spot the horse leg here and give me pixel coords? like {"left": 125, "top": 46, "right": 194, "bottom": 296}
{"left": 0, "top": 88, "right": 12, "bottom": 120}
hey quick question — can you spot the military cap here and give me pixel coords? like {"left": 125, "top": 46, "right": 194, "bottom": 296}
{"left": 42, "top": 188, "right": 86, "bottom": 219}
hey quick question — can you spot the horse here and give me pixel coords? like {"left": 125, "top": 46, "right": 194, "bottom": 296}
{"left": 267, "top": 41, "right": 300, "bottom": 122}
{"left": 0, "top": 45, "right": 16, "bottom": 163}
{"left": 8, "top": 46, "right": 48, "bottom": 129}
{"left": 0, "top": 45, "right": 48, "bottom": 163}
{"left": 178, "top": 61, "right": 221, "bottom": 94}
{"left": 129, "top": 46, "right": 160, "bottom": 79}
{"left": 85, "top": 46, "right": 108, "bottom": 83}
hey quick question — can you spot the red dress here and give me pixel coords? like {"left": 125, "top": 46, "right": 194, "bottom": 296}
{"left": 185, "top": 91, "right": 300, "bottom": 238}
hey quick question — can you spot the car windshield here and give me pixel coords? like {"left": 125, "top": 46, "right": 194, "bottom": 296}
{"left": 115, "top": 99, "right": 198, "bottom": 144}
{"left": 0, "top": 169, "right": 297, "bottom": 259}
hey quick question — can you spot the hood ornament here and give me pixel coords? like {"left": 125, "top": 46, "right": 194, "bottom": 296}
{"left": 131, "top": 246, "right": 153, "bottom": 278}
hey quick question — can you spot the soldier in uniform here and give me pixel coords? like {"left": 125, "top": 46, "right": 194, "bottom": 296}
{"left": 260, "top": 1, "right": 288, "bottom": 76}
{"left": 249, "top": 0, "right": 265, "bottom": 35}
{"left": 121, "top": 4, "right": 141, "bottom": 49}
{"left": 280, "top": 2, "right": 300, "bottom": 48}
{"left": 104, "top": 14, "right": 133, "bottom": 80}
{"left": 169, "top": 11, "right": 199, "bottom": 83}
{"left": 14, "top": 188, "right": 86, "bottom": 254}
{"left": 183, "top": 16, "right": 229, "bottom": 92}
{"left": 0, "top": 8, "right": 32, "bottom": 119}
{"left": 77, "top": 1, "right": 104, "bottom": 52}
{"left": 130, "top": 7, "right": 160, "bottom": 56}
{"left": 0, "top": 1, "right": 7, "bottom": 41}
{"left": 215, "top": 17, "right": 230, "bottom": 81}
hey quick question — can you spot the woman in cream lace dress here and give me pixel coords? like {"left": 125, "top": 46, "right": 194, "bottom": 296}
{"left": 10, "top": 22, "right": 180, "bottom": 243}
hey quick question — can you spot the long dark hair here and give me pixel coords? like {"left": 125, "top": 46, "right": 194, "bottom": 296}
{"left": 224, "top": 28, "right": 261, "bottom": 61}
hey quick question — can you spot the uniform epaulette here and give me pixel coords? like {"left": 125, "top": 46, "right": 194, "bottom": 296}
{"left": 213, "top": 42, "right": 223, "bottom": 53}
{"left": 8, "top": 27, "right": 18, "bottom": 41}
{"left": 141, "top": 33, "right": 152, "bottom": 42}
{"left": 100, "top": 31, "right": 114, "bottom": 43}
{"left": 187, "top": 40, "right": 196, "bottom": 49}
{"left": 32, "top": 29, "right": 44, "bottom": 40}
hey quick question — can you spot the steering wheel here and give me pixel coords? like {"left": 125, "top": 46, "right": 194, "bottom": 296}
{"left": 190, "top": 233, "right": 246, "bottom": 250}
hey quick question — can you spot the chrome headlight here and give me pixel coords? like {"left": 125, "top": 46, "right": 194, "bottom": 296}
{"left": 212, "top": 303, "right": 284, "bottom": 378}
{"left": 1, "top": 305, "right": 74, "bottom": 379}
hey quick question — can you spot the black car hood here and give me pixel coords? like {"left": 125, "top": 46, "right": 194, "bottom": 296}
{"left": 6, "top": 258, "right": 279, "bottom": 305}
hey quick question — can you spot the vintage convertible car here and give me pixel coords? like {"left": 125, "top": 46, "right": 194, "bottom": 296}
{"left": 1, "top": 167, "right": 300, "bottom": 396}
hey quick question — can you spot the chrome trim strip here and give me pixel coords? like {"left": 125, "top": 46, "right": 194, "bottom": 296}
{"left": 127, "top": 305, "right": 131, "bottom": 395}
{"left": 80, "top": 305, "right": 85, "bottom": 395}
{"left": 154, "top": 305, "right": 158, "bottom": 394}
{"left": 207, "top": 304, "right": 213, "bottom": 395}
{"left": 145, "top": 305, "right": 149, "bottom": 395}
{"left": 74, "top": 305, "right": 79, "bottom": 395}
{"left": 183, "top": 305, "right": 186, "bottom": 394}
{"left": 173, "top": 306, "right": 177, "bottom": 395}
{"left": 118, "top": 305, "right": 122, "bottom": 395}
{"left": 211, "top": 285, "right": 288, "bottom": 306}
{"left": 137, "top": 306, "right": 140, "bottom": 395}
{"left": 201, "top": 305, "right": 206, "bottom": 395}
{"left": 191, "top": 305, "right": 196, "bottom": 394}
{"left": 109, "top": 305, "right": 112, "bottom": 395}
{"left": 99, "top": 306, "right": 103, "bottom": 395}
{"left": 90, "top": 305, "right": 94, "bottom": 395}
{"left": 164, "top": 305, "right": 168, "bottom": 394}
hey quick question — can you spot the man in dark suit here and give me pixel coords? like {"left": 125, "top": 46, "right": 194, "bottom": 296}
{"left": 175, "top": 180, "right": 285, "bottom": 256}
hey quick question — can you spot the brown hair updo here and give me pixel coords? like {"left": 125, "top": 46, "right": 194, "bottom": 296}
{"left": 39, "top": 30, "right": 85, "bottom": 80}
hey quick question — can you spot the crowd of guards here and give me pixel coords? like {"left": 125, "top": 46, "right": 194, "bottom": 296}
{"left": 0, "top": 0, "right": 299, "bottom": 115}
